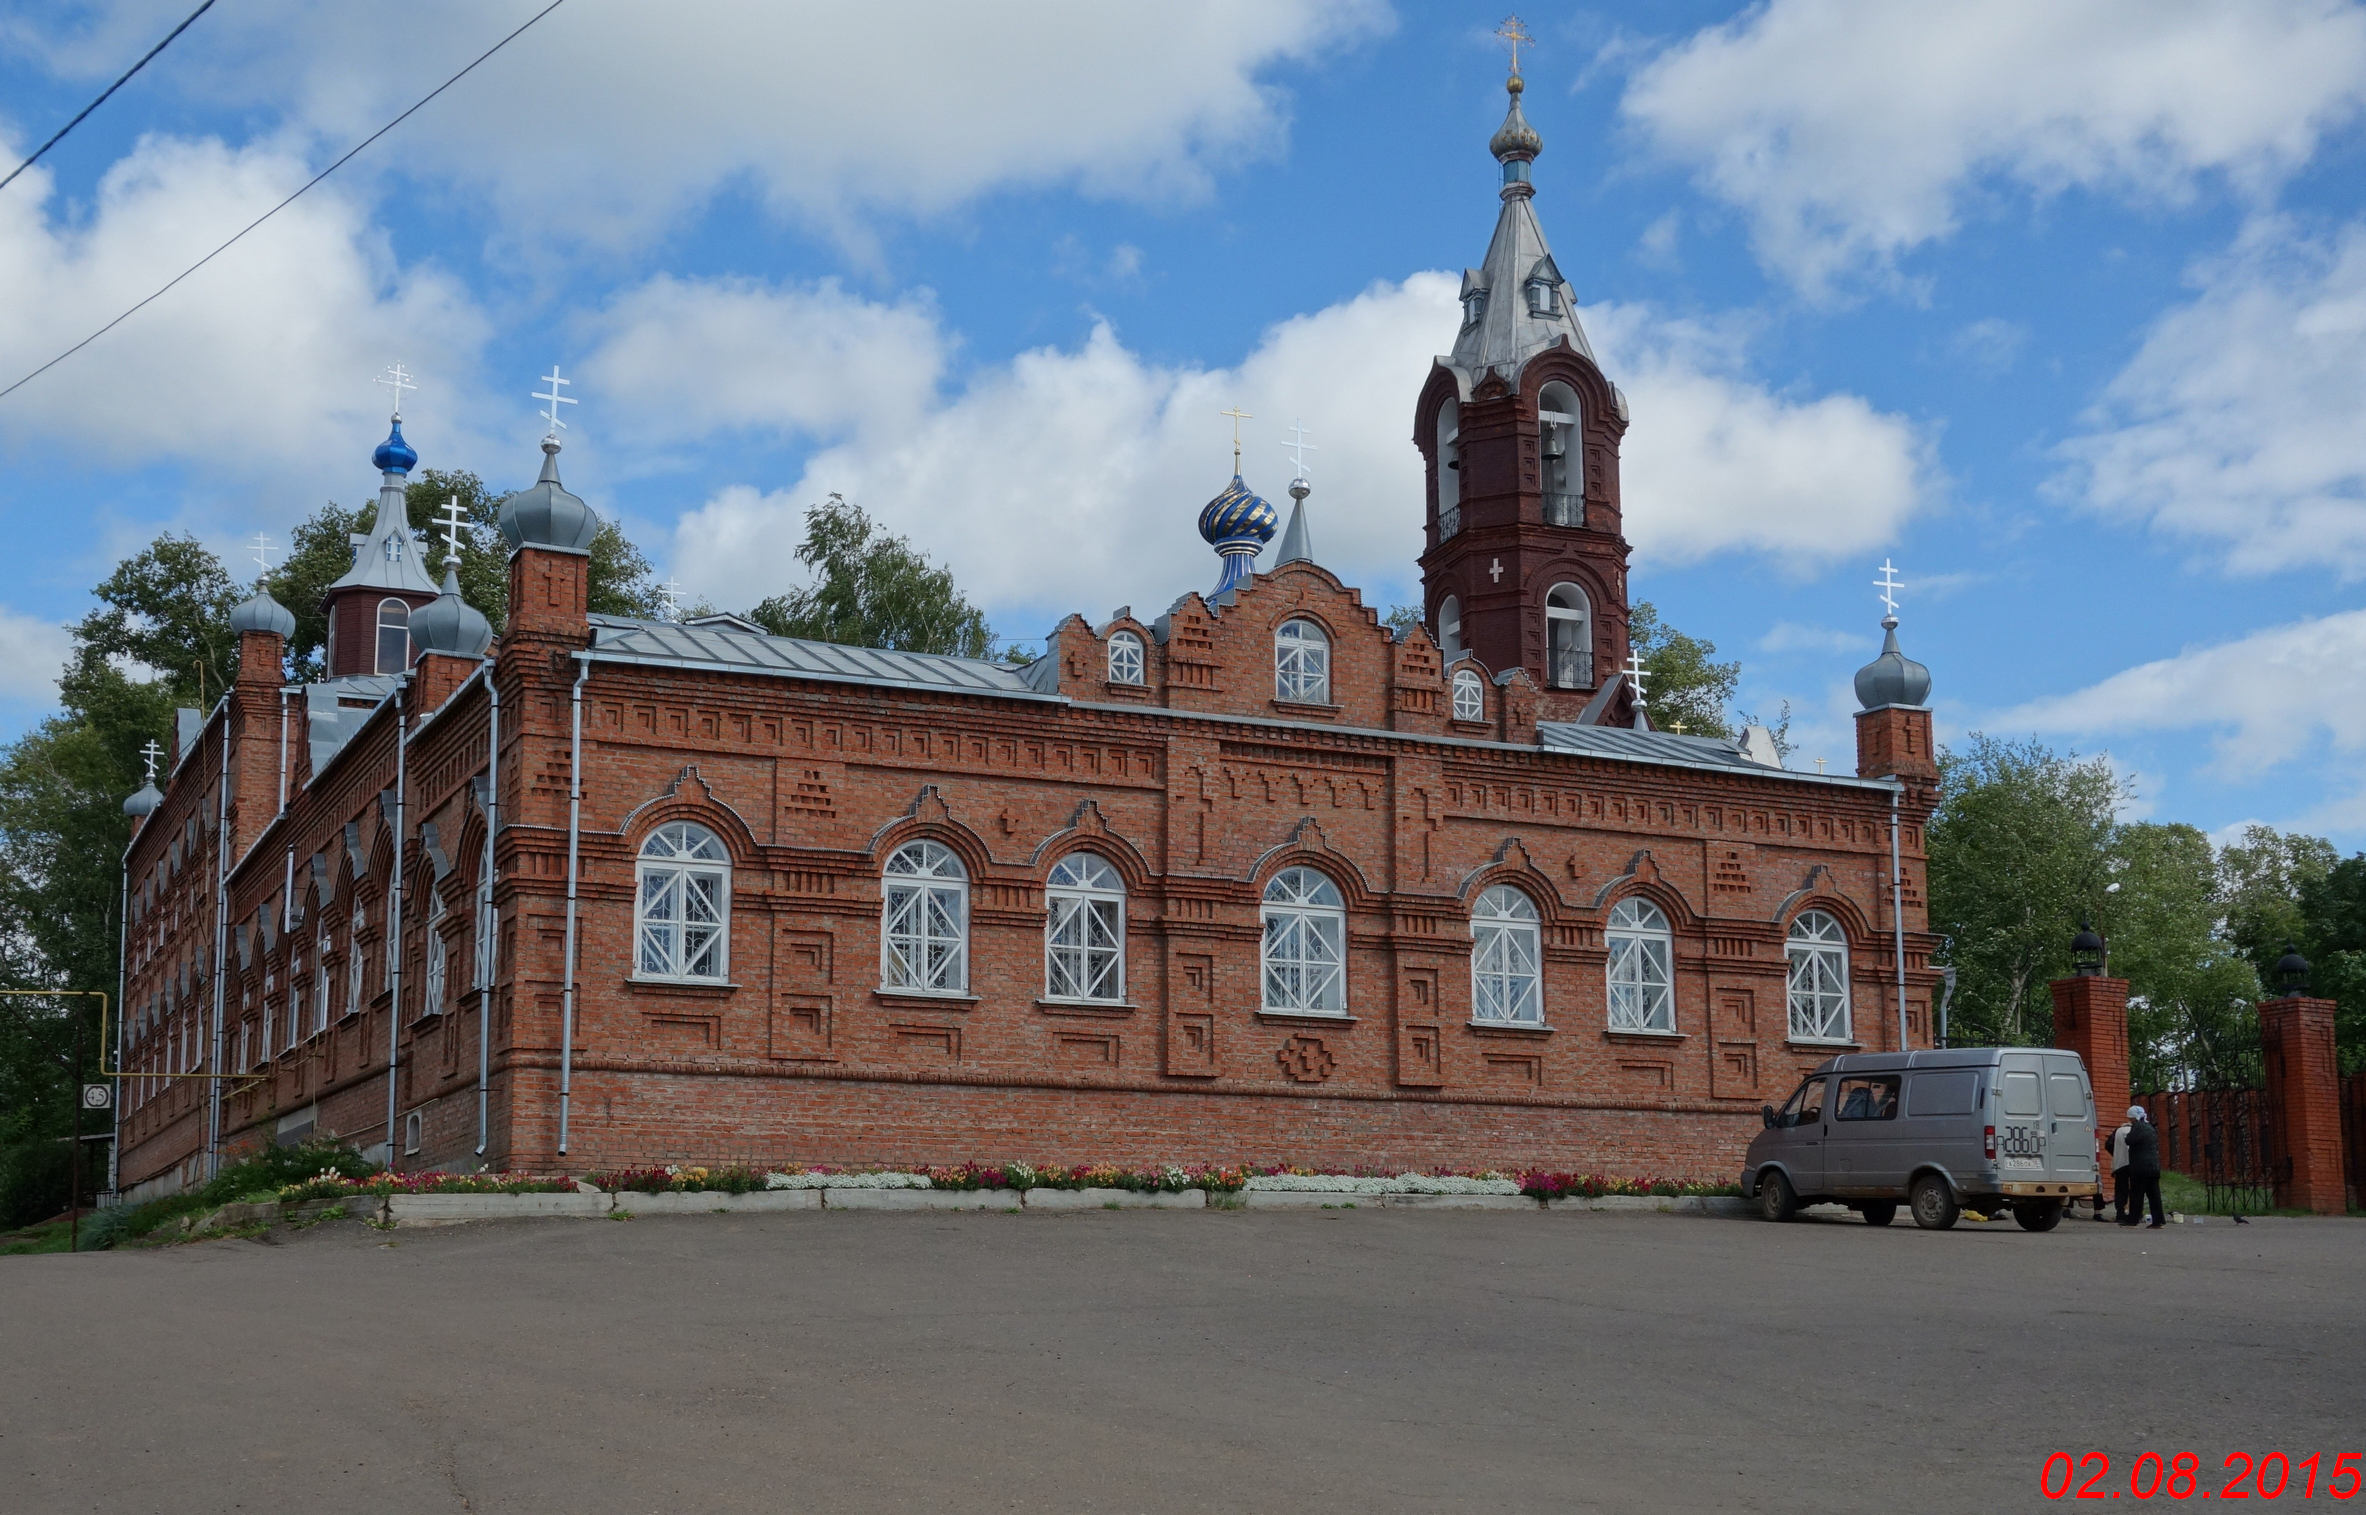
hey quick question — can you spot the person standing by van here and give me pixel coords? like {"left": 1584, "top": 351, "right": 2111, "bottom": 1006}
{"left": 2106, "top": 1113, "right": 2134, "bottom": 1222}
{"left": 2119, "top": 1105, "right": 2165, "bottom": 1229}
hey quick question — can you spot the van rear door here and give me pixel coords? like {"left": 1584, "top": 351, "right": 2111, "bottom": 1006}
{"left": 1994, "top": 1054, "right": 2050, "bottom": 1179}
{"left": 2043, "top": 1055, "right": 2098, "bottom": 1188}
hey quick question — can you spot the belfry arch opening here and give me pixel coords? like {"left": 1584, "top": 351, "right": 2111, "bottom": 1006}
{"left": 1539, "top": 381, "right": 1581, "bottom": 526}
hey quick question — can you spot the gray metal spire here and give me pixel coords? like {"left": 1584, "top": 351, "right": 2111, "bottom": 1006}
{"left": 327, "top": 414, "right": 439, "bottom": 598}
{"left": 1444, "top": 70, "right": 1594, "bottom": 385}
{"left": 1274, "top": 476, "right": 1315, "bottom": 567}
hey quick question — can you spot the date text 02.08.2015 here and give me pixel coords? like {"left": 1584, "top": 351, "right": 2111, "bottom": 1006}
{"left": 2043, "top": 1452, "right": 2362, "bottom": 1501}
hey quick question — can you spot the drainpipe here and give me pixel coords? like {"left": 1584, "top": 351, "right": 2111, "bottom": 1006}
{"left": 476, "top": 664, "right": 499, "bottom": 1158}
{"left": 1889, "top": 786, "right": 1909, "bottom": 1052}
{"left": 556, "top": 656, "right": 587, "bottom": 1154}
{"left": 206, "top": 703, "right": 230, "bottom": 1179}
{"left": 277, "top": 686, "right": 293, "bottom": 813}
{"left": 110, "top": 860, "right": 128, "bottom": 1199}
{"left": 383, "top": 685, "right": 408, "bottom": 1164}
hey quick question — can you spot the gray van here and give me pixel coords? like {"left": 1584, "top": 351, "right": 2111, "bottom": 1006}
{"left": 1741, "top": 1047, "right": 2099, "bottom": 1230}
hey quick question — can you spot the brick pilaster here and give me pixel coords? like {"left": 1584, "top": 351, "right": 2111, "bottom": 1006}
{"left": 2051, "top": 974, "right": 2130, "bottom": 1137}
{"left": 2259, "top": 994, "right": 2347, "bottom": 1214}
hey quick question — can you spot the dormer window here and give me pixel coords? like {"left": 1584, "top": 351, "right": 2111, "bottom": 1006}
{"left": 1461, "top": 289, "right": 1486, "bottom": 328}
{"left": 1452, "top": 668, "right": 1486, "bottom": 723}
{"left": 1107, "top": 630, "right": 1144, "bottom": 686}
{"left": 1526, "top": 278, "right": 1557, "bottom": 317}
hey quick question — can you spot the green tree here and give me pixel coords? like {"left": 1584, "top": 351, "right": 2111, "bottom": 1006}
{"left": 2103, "top": 822, "right": 2261, "bottom": 1090}
{"left": 73, "top": 534, "right": 242, "bottom": 707}
{"left": 1630, "top": 601, "right": 1739, "bottom": 738}
{"left": 746, "top": 495, "right": 994, "bottom": 659}
{"left": 2295, "top": 853, "right": 2366, "bottom": 1075}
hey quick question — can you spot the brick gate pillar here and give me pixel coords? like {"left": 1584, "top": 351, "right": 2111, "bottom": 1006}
{"left": 2258, "top": 979, "right": 2347, "bottom": 1215}
{"left": 2051, "top": 971, "right": 2129, "bottom": 1141}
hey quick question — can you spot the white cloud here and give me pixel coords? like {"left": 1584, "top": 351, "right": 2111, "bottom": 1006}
{"left": 651, "top": 274, "right": 1930, "bottom": 626}
{"left": 28, "top": 0, "right": 1388, "bottom": 251}
{"left": 0, "top": 132, "right": 490, "bottom": 476}
{"left": 0, "top": 607, "right": 71, "bottom": 702}
{"left": 1621, "top": 0, "right": 2366, "bottom": 293}
{"left": 2055, "top": 217, "right": 2366, "bottom": 576}
{"left": 1948, "top": 317, "right": 2028, "bottom": 375}
{"left": 1997, "top": 608, "right": 2366, "bottom": 777}
{"left": 1757, "top": 622, "right": 1866, "bottom": 656}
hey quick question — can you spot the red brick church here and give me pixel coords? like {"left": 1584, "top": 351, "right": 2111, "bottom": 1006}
{"left": 112, "top": 70, "right": 1940, "bottom": 1197}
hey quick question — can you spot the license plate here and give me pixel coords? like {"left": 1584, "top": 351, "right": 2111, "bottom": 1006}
{"left": 1999, "top": 1125, "right": 2046, "bottom": 1168}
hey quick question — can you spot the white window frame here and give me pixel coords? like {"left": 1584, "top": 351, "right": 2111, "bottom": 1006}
{"left": 345, "top": 903, "right": 367, "bottom": 1017}
{"left": 1044, "top": 852, "right": 1125, "bottom": 1004}
{"left": 1606, "top": 897, "right": 1676, "bottom": 1033}
{"left": 1439, "top": 595, "right": 1462, "bottom": 658}
{"left": 1262, "top": 867, "right": 1347, "bottom": 1015}
{"left": 1436, "top": 399, "right": 1461, "bottom": 535}
{"left": 375, "top": 597, "right": 410, "bottom": 675}
{"left": 1787, "top": 910, "right": 1852, "bottom": 1043}
{"left": 312, "top": 925, "right": 329, "bottom": 1035}
{"left": 635, "top": 822, "right": 732, "bottom": 983}
{"left": 422, "top": 887, "right": 447, "bottom": 1016}
{"left": 473, "top": 844, "right": 495, "bottom": 995}
{"left": 1106, "top": 631, "right": 1145, "bottom": 686}
{"left": 1451, "top": 668, "right": 1486, "bottom": 722}
{"left": 1274, "top": 619, "right": 1331, "bottom": 704}
{"left": 1470, "top": 884, "right": 1543, "bottom": 1026}
{"left": 882, "top": 839, "right": 969, "bottom": 994}
{"left": 1546, "top": 582, "right": 1592, "bottom": 689}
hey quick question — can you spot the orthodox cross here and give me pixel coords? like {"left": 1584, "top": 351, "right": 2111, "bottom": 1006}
{"left": 1814, "top": 758, "right": 1829, "bottom": 774}
{"left": 1495, "top": 15, "right": 1532, "bottom": 74}
{"left": 1624, "top": 649, "right": 1649, "bottom": 709}
{"left": 375, "top": 362, "right": 416, "bottom": 420}
{"left": 658, "top": 578, "right": 683, "bottom": 620}
{"left": 248, "top": 533, "right": 276, "bottom": 575}
{"left": 1220, "top": 406, "right": 1252, "bottom": 472}
{"left": 534, "top": 364, "right": 577, "bottom": 438}
{"left": 1282, "top": 419, "right": 1317, "bottom": 482}
{"left": 1874, "top": 558, "right": 1904, "bottom": 619}
{"left": 434, "top": 496, "right": 472, "bottom": 559}
{"left": 139, "top": 739, "right": 163, "bottom": 783}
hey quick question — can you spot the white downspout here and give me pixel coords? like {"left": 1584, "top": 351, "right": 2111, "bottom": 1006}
{"left": 1890, "top": 786, "right": 1909, "bottom": 1052}
{"left": 110, "top": 861, "right": 128, "bottom": 1199}
{"left": 383, "top": 685, "right": 408, "bottom": 1162}
{"left": 476, "top": 665, "right": 499, "bottom": 1158}
{"left": 206, "top": 703, "right": 230, "bottom": 1178}
{"left": 556, "top": 656, "right": 587, "bottom": 1154}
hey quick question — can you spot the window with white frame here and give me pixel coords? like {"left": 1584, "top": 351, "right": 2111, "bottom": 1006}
{"left": 473, "top": 845, "right": 495, "bottom": 996}
{"left": 345, "top": 903, "right": 366, "bottom": 1016}
{"left": 882, "top": 840, "right": 968, "bottom": 993}
{"left": 635, "top": 823, "right": 730, "bottom": 981}
{"left": 1606, "top": 897, "right": 1675, "bottom": 1033}
{"left": 1274, "top": 619, "right": 1330, "bottom": 704}
{"left": 1452, "top": 668, "right": 1486, "bottom": 722}
{"left": 1470, "top": 884, "right": 1543, "bottom": 1025}
{"left": 312, "top": 924, "right": 329, "bottom": 1034}
{"left": 1262, "top": 867, "right": 1346, "bottom": 1014}
{"left": 1439, "top": 595, "right": 1462, "bottom": 658}
{"left": 1107, "top": 631, "right": 1145, "bottom": 686}
{"left": 1435, "top": 399, "right": 1461, "bottom": 536}
{"left": 1787, "top": 911, "right": 1851, "bottom": 1042}
{"left": 263, "top": 965, "right": 276, "bottom": 1059}
{"left": 422, "top": 887, "right": 447, "bottom": 1016}
{"left": 1044, "top": 852, "right": 1125, "bottom": 1002}
{"left": 384, "top": 886, "right": 399, "bottom": 990}
{"left": 376, "top": 598, "right": 410, "bottom": 675}
{"left": 1546, "top": 583, "right": 1592, "bottom": 689}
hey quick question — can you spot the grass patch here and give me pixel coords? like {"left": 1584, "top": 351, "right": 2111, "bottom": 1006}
{"left": 0, "top": 1215, "right": 86, "bottom": 1255}
{"left": 2156, "top": 1170, "right": 2319, "bottom": 1219}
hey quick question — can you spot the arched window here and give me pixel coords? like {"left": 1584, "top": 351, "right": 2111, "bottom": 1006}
{"left": 422, "top": 888, "right": 447, "bottom": 1016}
{"left": 1606, "top": 898, "right": 1675, "bottom": 1033}
{"left": 473, "top": 844, "right": 495, "bottom": 996}
{"left": 1436, "top": 398, "right": 1462, "bottom": 537}
{"left": 375, "top": 598, "right": 411, "bottom": 675}
{"left": 636, "top": 822, "right": 730, "bottom": 981}
{"left": 1470, "top": 884, "right": 1542, "bottom": 1025}
{"left": 262, "top": 963, "right": 276, "bottom": 1061}
{"left": 1451, "top": 668, "right": 1486, "bottom": 723}
{"left": 1274, "top": 619, "right": 1330, "bottom": 704}
{"left": 1546, "top": 583, "right": 1592, "bottom": 689}
{"left": 1045, "top": 852, "right": 1124, "bottom": 1003}
{"left": 1107, "top": 630, "right": 1145, "bottom": 686}
{"left": 1787, "top": 911, "right": 1851, "bottom": 1042}
{"left": 344, "top": 904, "right": 365, "bottom": 1018}
{"left": 1439, "top": 595, "right": 1462, "bottom": 658}
{"left": 384, "top": 883, "right": 399, "bottom": 991}
{"left": 1262, "top": 867, "right": 1346, "bottom": 1014}
{"left": 312, "top": 923, "right": 330, "bottom": 1035}
{"left": 1539, "top": 381, "right": 1582, "bottom": 526}
{"left": 882, "top": 840, "right": 968, "bottom": 993}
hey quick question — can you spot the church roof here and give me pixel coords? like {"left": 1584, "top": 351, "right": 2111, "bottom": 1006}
{"left": 328, "top": 419, "right": 440, "bottom": 599}
{"left": 1443, "top": 76, "right": 1596, "bottom": 386}
{"left": 1537, "top": 722, "right": 1891, "bottom": 789}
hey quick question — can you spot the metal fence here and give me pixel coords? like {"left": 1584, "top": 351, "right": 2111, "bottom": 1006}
{"left": 2133, "top": 1087, "right": 2275, "bottom": 1215}
{"left": 2344, "top": 1071, "right": 2365, "bottom": 1213}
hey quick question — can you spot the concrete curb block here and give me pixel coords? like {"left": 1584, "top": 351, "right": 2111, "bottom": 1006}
{"left": 386, "top": 1192, "right": 612, "bottom": 1226}
{"left": 1370, "top": 1192, "right": 1538, "bottom": 1210}
{"left": 610, "top": 1190, "right": 822, "bottom": 1215}
{"left": 821, "top": 1188, "right": 1025, "bottom": 1210}
{"left": 1544, "top": 1195, "right": 1749, "bottom": 1215}
{"left": 1244, "top": 1190, "right": 1542, "bottom": 1209}
{"left": 1022, "top": 1187, "right": 1207, "bottom": 1210}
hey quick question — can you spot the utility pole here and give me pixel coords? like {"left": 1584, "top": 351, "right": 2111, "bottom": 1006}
{"left": 69, "top": 1007, "right": 83, "bottom": 1253}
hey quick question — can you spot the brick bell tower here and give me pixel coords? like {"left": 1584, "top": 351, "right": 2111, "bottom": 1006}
{"left": 319, "top": 403, "right": 442, "bottom": 679}
{"left": 1416, "top": 64, "right": 1636, "bottom": 726}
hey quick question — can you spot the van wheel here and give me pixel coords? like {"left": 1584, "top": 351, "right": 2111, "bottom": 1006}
{"left": 1756, "top": 1170, "right": 1798, "bottom": 1222}
{"left": 1858, "top": 1202, "right": 1897, "bottom": 1227}
{"left": 1909, "top": 1174, "right": 1959, "bottom": 1230}
{"left": 2013, "top": 1199, "right": 2064, "bottom": 1232}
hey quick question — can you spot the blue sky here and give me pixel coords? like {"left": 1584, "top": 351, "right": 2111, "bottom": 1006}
{"left": 3, "top": 1, "right": 2365, "bottom": 845}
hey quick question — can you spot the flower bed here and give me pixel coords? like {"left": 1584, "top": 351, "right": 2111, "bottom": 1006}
{"left": 1243, "top": 1172, "right": 1522, "bottom": 1195}
{"left": 761, "top": 1162, "right": 1251, "bottom": 1193}
{"left": 586, "top": 1164, "right": 766, "bottom": 1195}
{"left": 276, "top": 1170, "right": 575, "bottom": 1203}
{"left": 1516, "top": 1171, "right": 1739, "bottom": 1202}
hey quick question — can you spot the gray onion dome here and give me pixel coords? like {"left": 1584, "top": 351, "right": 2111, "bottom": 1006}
{"left": 1854, "top": 617, "right": 1932, "bottom": 710}
{"left": 496, "top": 439, "right": 600, "bottom": 553}
{"left": 409, "top": 566, "right": 493, "bottom": 658}
{"left": 228, "top": 587, "right": 296, "bottom": 638}
{"left": 123, "top": 781, "right": 163, "bottom": 817}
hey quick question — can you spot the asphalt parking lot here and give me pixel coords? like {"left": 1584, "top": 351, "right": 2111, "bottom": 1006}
{"left": 4, "top": 1205, "right": 2359, "bottom": 1514}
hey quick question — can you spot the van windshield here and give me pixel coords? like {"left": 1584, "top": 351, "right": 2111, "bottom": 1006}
{"left": 1781, "top": 1078, "right": 1825, "bottom": 1127}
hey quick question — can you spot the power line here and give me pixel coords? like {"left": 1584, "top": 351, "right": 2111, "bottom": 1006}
{"left": 0, "top": 0, "right": 569, "bottom": 407}
{"left": 0, "top": 0, "right": 220, "bottom": 196}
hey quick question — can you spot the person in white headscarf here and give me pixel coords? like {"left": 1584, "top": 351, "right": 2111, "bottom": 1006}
{"left": 2119, "top": 1105, "right": 2165, "bottom": 1229}
{"left": 2105, "top": 1109, "right": 2135, "bottom": 1221}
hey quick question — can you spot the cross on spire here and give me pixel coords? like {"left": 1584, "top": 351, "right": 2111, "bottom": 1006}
{"left": 658, "top": 577, "right": 683, "bottom": 620}
{"left": 1282, "top": 419, "right": 1317, "bottom": 483}
{"left": 139, "top": 739, "right": 163, "bottom": 783}
{"left": 1874, "top": 558, "right": 1904, "bottom": 621}
{"left": 1220, "top": 406, "right": 1252, "bottom": 472}
{"left": 248, "top": 532, "right": 276, "bottom": 576}
{"left": 1624, "top": 648, "right": 1649, "bottom": 709}
{"left": 375, "top": 362, "right": 416, "bottom": 420}
{"left": 434, "top": 495, "right": 472, "bottom": 560}
{"left": 1495, "top": 14, "right": 1532, "bottom": 74}
{"left": 534, "top": 364, "right": 577, "bottom": 439}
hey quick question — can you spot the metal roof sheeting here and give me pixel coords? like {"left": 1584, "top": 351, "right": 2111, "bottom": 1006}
{"left": 588, "top": 615, "right": 1049, "bottom": 699}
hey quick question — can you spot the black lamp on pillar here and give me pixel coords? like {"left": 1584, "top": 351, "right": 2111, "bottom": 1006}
{"left": 2070, "top": 917, "right": 2105, "bottom": 978}
{"left": 2271, "top": 943, "right": 2312, "bottom": 998}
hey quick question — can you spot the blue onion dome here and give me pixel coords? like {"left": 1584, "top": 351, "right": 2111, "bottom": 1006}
{"left": 228, "top": 587, "right": 296, "bottom": 639}
{"left": 1196, "top": 474, "right": 1278, "bottom": 547}
{"left": 123, "top": 781, "right": 163, "bottom": 818}
{"left": 373, "top": 417, "right": 418, "bottom": 475}
{"left": 1490, "top": 74, "right": 1543, "bottom": 163}
{"left": 497, "top": 439, "right": 601, "bottom": 553}
{"left": 1854, "top": 617, "right": 1932, "bottom": 710}
{"left": 409, "top": 566, "right": 494, "bottom": 658}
